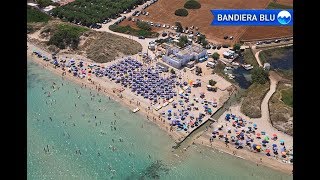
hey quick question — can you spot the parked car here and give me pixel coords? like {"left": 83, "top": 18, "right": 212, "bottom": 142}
{"left": 139, "top": 36, "right": 145, "bottom": 39}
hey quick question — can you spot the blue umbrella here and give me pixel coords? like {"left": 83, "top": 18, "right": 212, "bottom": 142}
{"left": 280, "top": 140, "right": 285, "bottom": 143}
{"left": 272, "top": 144, "right": 277, "bottom": 147}
{"left": 253, "top": 124, "right": 257, "bottom": 127}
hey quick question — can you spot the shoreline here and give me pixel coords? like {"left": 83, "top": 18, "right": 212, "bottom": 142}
{"left": 27, "top": 42, "right": 292, "bottom": 175}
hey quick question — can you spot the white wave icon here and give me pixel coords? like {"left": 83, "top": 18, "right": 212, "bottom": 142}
{"left": 277, "top": 10, "right": 291, "bottom": 25}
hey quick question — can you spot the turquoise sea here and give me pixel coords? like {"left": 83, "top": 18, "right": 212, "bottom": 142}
{"left": 27, "top": 59, "right": 292, "bottom": 180}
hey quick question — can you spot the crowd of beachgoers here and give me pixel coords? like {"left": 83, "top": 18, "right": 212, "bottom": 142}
{"left": 31, "top": 50, "right": 219, "bottom": 133}
{"left": 209, "top": 113, "right": 293, "bottom": 164}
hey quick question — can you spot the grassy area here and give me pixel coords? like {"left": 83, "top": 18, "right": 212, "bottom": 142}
{"left": 276, "top": 69, "right": 293, "bottom": 81}
{"left": 258, "top": 45, "right": 292, "bottom": 64}
{"left": 281, "top": 87, "right": 293, "bottom": 107}
{"left": 27, "top": 6, "right": 51, "bottom": 23}
{"left": 266, "top": 2, "right": 292, "bottom": 9}
{"left": 269, "top": 83, "right": 293, "bottom": 135}
{"left": 243, "top": 49, "right": 258, "bottom": 67}
{"left": 240, "top": 82, "right": 270, "bottom": 118}
{"left": 109, "top": 25, "right": 159, "bottom": 38}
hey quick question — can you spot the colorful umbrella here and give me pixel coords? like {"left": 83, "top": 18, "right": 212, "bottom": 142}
{"left": 273, "top": 134, "right": 277, "bottom": 137}
{"left": 265, "top": 149, "right": 271, "bottom": 153}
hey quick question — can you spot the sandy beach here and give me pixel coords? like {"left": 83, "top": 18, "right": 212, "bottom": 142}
{"left": 27, "top": 41, "right": 292, "bottom": 175}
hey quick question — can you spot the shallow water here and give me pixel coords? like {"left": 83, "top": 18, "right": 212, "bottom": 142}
{"left": 27, "top": 60, "right": 292, "bottom": 180}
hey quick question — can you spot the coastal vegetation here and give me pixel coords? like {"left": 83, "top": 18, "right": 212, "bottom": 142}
{"left": 80, "top": 31, "right": 142, "bottom": 63}
{"left": 174, "top": 8, "right": 189, "bottom": 17}
{"left": 241, "top": 82, "right": 270, "bottom": 118}
{"left": 29, "top": 20, "right": 142, "bottom": 62}
{"left": 35, "top": 0, "right": 59, "bottom": 8}
{"left": 48, "top": 24, "right": 88, "bottom": 49}
{"left": 269, "top": 83, "right": 293, "bottom": 135}
{"left": 281, "top": 87, "right": 293, "bottom": 107}
{"left": 243, "top": 49, "right": 259, "bottom": 67}
{"left": 267, "top": 2, "right": 292, "bottom": 9}
{"left": 27, "top": 6, "right": 51, "bottom": 23}
{"left": 109, "top": 25, "right": 159, "bottom": 38}
{"left": 51, "top": 0, "right": 145, "bottom": 26}
{"left": 136, "top": 21, "right": 152, "bottom": 31}
{"left": 251, "top": 67, "right": 269, "bottom": 84}
{"left": 184, "top": 0, "right": 201, "bottom": 9}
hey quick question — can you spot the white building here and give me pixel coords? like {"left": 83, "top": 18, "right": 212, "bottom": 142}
{"left": 162, "top": 45, "right": 207, "bottom": 69}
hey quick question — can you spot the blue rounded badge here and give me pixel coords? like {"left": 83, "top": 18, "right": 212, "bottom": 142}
{"left": 277, "top": 10, "right": 291, "bottom": 25}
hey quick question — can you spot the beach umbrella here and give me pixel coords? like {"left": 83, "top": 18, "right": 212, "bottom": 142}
{"left": 264, "top": 136, "right": 269, "bottom": 141}
{"left": 273, "top": 134, "right": 277, "bottom": 137}
{"left": 281, "top": 151, "right": 287, "bottom": 155}
{"left": 280, "top": 140, "right": 285, "bottom": 143}
{"left": 253, "top": 124, "right": 257, "bottom": 127}
{"left": 256, "top": 133, "right": 261, "bottom": 137}
{"left": 272, "top": 144, "right": 277, "bottom": 147}
{"left": 262, "top": 140, "right": 268, "bottom": 144}
{"left": 265, "top": 149, "right": 270, "bottom": 153}
{"left": 256, "top": 146, "right": 261, "bottom": 150}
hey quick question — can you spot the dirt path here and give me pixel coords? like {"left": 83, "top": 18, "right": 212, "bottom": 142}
{"left": 254, "top": 49, "right": 263, "bottom": 67}
{"left": 96, "top": 2, "right": 159, "bottom": 58}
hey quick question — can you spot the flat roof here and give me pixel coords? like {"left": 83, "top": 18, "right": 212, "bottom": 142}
{"left": 179, "top": 45, "right": 204, "bottom": 55}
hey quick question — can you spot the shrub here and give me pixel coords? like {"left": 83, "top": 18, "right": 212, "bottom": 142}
{"left": 251, "top": 67, "right": 269, "bottom": 84}
{"left": 170, "top": 69, "right": 176, "bottom": 74}
{"left": 209, "top": 80, "right": 217, "bottom": 86}
{"left": 212, "top": 52, "right": 220, "bottom": 60}
{"left": 175, "top": 8, "right": 188, "bottom": 17}
{"left": 136, "top": 21, "right": 151, "bottom": 31}
{"left": 184, "top": 0, "right": 201, "bottom": 9}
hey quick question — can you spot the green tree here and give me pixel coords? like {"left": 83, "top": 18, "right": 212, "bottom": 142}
{"left": 174, "top": 8, "right": 189, "bottom": 17}
{"left": 177, "top": 35, "right": 188, "bottom": 48}
{"left": 212, "top": 52, "right": 220, "bottom": 60}
{"left": 175, "top": 22, "right": 183, "bottom": 33}
{"left": 251, "top": 67, "right": 269, "bottom": 84}
{"left": 209, "top": 79, "right": 217, "bottom": 86}
{"left": 202, "top": 40, "right": 208, "bottom": 47}
{"left": 170, "top": 68, "right": 176, "bottom": 74}
{"left": 136, "top": 21, "right": 151, "bottom": 31}
{"left": 184, "top": 0, "right": 201, "bottom": 9}
{"left": 233, "top": 43, "right": 241, "bottom": 51}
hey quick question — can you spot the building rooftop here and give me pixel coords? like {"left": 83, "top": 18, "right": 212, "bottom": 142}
{"left": 179, "top": 45, "right": 204, "bottom": 55}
